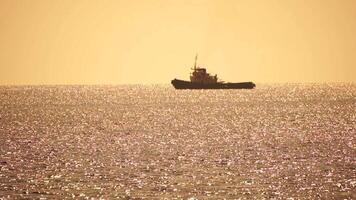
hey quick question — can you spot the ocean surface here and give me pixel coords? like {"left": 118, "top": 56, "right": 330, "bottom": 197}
{"left": 0, "top": 83, "right": 355, "bottom": 199}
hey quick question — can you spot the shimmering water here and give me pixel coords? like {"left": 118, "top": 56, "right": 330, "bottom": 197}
{"left": 0, "top": 84, "right": 355, "bottom": 199}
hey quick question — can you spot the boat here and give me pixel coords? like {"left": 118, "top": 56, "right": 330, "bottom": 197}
{"left": 171, "top": 55, "right": 256, "bottom": 89}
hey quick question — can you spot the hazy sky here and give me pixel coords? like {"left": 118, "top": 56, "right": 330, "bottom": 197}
{"left": 1, "top": 0, "right": 355, "bottom": 84}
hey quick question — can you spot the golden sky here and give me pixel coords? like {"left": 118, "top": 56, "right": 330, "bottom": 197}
{"left": 1, "top": 0, "right": 355, "bottom": 84}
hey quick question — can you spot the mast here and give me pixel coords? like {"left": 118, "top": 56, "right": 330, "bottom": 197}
{"left": 194, "top": 54, "right": 198, "bottom": 71}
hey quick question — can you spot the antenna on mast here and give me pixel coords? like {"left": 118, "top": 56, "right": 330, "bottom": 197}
{"left": 194, "top": 53, "right": 198, "bottom": 70}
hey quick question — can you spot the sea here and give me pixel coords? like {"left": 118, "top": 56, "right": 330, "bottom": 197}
{"left": 0, "top": 83, "right": 355, "bottom": 199}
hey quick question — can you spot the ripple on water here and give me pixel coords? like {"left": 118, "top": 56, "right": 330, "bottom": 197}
{"left": 0, "top": 83, "right": 355, "bottom": 199}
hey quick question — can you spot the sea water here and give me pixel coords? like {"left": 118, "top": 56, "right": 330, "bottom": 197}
{"left": 0, "top": 84, "right": 355, "bottom": 199}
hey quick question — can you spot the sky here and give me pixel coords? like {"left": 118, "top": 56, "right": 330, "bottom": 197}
{"left": 0, "top": 0, "right": 355, "bottom": 85}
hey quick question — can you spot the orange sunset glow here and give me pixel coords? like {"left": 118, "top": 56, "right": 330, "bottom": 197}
{"left": 1, "top": 0, "right": 355, "bottom": 85}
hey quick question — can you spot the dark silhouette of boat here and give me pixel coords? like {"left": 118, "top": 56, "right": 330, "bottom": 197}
{"left": 171, "top": 55, "right": 256, "bottom": 89}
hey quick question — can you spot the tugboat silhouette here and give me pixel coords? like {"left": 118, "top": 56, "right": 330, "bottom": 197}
{"left": 171, "top": 55, "right": 256, "bottom": 89}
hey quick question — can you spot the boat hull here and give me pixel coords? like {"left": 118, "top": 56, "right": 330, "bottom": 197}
{"left": 171, "top": 79, "right": 255, "bottom": 89}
